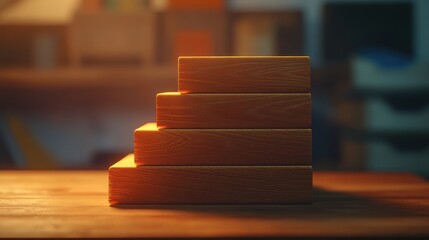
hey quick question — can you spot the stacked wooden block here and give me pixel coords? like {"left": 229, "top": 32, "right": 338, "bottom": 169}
{"left": 109, "top": 56, "right": 312, "bottom": 205}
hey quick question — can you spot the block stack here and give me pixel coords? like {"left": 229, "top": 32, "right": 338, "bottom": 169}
{"left": 109, "top": 56, "right": 312, "bottom": 205}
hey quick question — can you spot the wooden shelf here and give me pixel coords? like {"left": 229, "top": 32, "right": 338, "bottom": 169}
{"left": 0, "top": 66, "right": 177, "bottom": 89}
{"left": 0, "top": 67, "right": 177, "bottom": 110}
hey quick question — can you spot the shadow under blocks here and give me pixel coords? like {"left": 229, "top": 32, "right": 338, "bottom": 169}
{"left": 112, "top": 172, "right": 429, "bottom": 238}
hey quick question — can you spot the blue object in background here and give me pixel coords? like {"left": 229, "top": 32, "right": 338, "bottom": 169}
{"left": 358, "top": 47, "right": 413, "bottom": 69}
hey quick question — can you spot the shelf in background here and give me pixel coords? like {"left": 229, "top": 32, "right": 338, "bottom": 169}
{"left": 0, "top": 66, "right": 176, "bottom": 89}
{"left": 0, "top": 67, "right": 177, "bottom": 110}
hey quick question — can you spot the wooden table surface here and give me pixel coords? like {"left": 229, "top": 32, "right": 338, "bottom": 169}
{"left": 1, "top": 171, "right": 429, "bottom": 238}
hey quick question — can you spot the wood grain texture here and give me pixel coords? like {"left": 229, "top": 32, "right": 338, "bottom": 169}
{"left": 134, "top": 123, "right": 312, "bottom": 166}
{"left": 178, "top": 56, "right": 310, "bottom": 93}
{"left": 109, "top": 154, "right": 312, "bottom": 205}
{"left": 1, "top": 171, "right": 429, "bottom": 238}
{"left": 156, "top": 92, "right": 311, "bottom": 129}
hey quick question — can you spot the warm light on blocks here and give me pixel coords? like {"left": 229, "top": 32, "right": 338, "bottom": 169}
{"left": 134, "top": 123, "right": 312, "bottom": 166}
{"left": 156, "top": 92, "right": 311, "bottom": 129}
{"left": 109, "top": 56, "right": 313, "bottom": 205}
{"left": 109, "top": 154, "right": 312, "bottom": 205}
{"left": 179, "top": 56, "right": 310, "bottom": 93}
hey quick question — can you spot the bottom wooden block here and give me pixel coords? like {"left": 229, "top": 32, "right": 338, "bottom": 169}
{"left": 109, "top": 154, "right": 313, "bottom": 205}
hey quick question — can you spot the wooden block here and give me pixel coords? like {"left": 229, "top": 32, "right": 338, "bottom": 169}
{"left": 109, "top": 154, "right": 313, "bottom": 205}
{"left": 135, "top": 123, "right": 312, "bottom": 166}
{"left": 178, "top": 56, "right": 310, "bottom": 93}
{"left": 156, "top": 92, "right": 311, "bottom": 129}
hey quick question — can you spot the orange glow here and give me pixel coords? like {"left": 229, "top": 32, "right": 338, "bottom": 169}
{"left": 109, "top": 153, "right": 135, "bottom": 169}
{"left": 168, "top": 0, "right": 224, "bottom": 10}
{"left": 174, "top": 31, "right": 214, "bottom": 61}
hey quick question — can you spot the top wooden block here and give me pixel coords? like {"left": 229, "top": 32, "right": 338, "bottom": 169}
{"left": 178, "top": 56, "right": 310, "bottom": 93}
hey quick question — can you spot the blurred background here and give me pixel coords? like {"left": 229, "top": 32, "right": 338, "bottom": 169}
{"left": 0, "top": 0, "right": 428, "bottom": 177}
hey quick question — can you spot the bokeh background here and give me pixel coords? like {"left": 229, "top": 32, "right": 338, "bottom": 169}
{"left": 0, "top": 0, "right": 428, "bottom": 177}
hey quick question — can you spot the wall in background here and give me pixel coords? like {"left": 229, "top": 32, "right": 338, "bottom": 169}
{"left": 1, "top": 0, "right": 428, "bottom": 173}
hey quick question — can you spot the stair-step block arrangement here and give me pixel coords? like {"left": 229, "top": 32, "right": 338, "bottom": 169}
{"left": 109, "top": 56, "right": 312, "bottom": 205}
